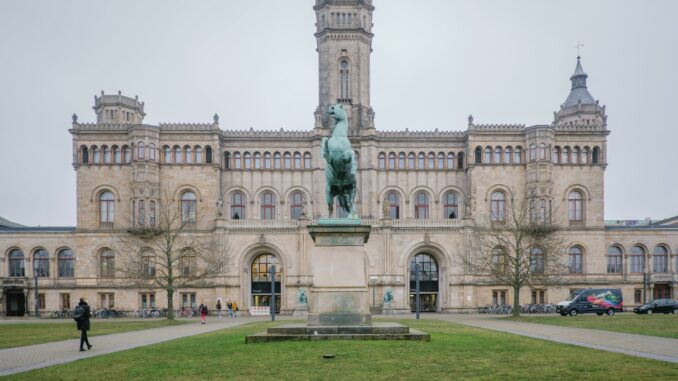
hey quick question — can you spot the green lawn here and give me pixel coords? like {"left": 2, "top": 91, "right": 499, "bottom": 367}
{"left": 0, "top": 319, "right": 187, "bottom": 349}
{"left": 507, "top": 313, "right": 678, "bottom": 339}
{"left": 4, "top": 320, "right": 677, "bottom": 381}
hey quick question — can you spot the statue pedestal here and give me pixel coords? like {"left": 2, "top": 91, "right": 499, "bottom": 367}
{"left": 307, "top": 222, "right": 371, "bottom": 324}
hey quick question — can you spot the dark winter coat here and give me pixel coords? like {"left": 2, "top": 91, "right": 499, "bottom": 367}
{"left": 76, "top": 302, "right": 91, "bottom": 331}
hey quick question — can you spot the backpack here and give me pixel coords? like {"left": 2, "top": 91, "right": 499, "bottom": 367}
{"left": 73, "top": 305, "right": 85, "bottom": 322}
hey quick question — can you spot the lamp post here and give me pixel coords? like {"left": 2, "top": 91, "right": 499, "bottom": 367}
{"left": 370, "top": 276, "right": 377, "bottom": 307}
{"left": 270, "top": 264, "right": 276, "bottom": 321}
{"left": 415, "top": 263, "right": 421, "bottom": 320}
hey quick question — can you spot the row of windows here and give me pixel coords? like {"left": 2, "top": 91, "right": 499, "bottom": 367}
{"left": 80, "top": 144, "right": 214, "bottom": 165}
{"left": 378, "top": 152, "right": 465, "bottom": 171}
{"left": 224, "top": 151, "right": 312, "bottom": 170}
{"left": 474, "top": 145, "right": 602, "bottom": 165}
{"left": 7, "top": 248, "right": 74, "bottom": 278}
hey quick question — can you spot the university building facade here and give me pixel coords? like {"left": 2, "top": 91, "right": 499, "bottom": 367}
{"left": 1, "top": 0, "right": 677, "bottom": 316}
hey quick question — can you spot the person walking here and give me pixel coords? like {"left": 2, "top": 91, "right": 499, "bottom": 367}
{"left": 198, "top": 301, "right": 208, "bottom": 324}
{"left": 232, "top": 300, "right": 238, "bottom": 318}
{"left": 227, "top": 300, "right": 233, "bottom": 318}
{"left": 216, "top": 299, "right": 222, "bottom": 318}
{"left": 74, "top": 297, "right": 92, "bottom": 352}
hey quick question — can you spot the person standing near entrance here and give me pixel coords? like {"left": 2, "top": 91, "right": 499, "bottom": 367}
{"left": 232, "top": 300, "right": 238, "bottom": 318}
{"left": 74, "top": 297, "right": 92, "bottom": 352}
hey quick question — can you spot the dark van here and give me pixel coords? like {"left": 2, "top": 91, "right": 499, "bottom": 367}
{"left": 556, "top": 288, "right": 623, "bottom": 316}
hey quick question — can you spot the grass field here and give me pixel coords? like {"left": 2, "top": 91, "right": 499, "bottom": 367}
{"left": 4, "top": 319, "right": 677, "bottom": 381}
{"left": 507, "top": 313, "right": 678, "bottom": 339}
{"left": 0, "top": 320, "right": 187, "bottom": 349}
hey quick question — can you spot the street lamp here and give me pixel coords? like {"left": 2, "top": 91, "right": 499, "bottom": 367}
{"left": 369, "top": 276, "right": 378, "bottom": 307}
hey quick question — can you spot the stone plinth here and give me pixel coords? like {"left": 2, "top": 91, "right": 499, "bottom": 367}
{"left": 307, "top": 222, "right": 371, "bottom": 316}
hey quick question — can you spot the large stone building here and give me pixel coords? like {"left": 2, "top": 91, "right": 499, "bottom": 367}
{"left": 1, "top": 0, "right": 677, "bottom": 316}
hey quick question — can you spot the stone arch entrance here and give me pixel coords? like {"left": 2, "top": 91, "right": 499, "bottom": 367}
{"left": 409, "top": 253, "right": 439, "bottom": 312}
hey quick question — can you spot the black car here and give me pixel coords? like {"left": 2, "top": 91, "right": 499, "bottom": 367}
{"left": 633, "top": 299, "right": 678, "bottom": 314}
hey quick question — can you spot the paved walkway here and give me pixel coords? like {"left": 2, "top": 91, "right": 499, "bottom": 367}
{"left": 0, "top": 316, "right": 284, "bottom": 376}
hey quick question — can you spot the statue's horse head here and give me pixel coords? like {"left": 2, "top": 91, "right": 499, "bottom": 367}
{"left": 327, "top": 104, "right": 347, "bottom": 131}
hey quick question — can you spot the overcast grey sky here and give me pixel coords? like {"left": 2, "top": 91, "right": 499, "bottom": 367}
{"left": 1, "top": 0, "right": 676, "bottom": 226}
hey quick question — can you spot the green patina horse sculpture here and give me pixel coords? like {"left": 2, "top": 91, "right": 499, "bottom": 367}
{"left": 321, "top": 103, "right": 357, "bottom": 218}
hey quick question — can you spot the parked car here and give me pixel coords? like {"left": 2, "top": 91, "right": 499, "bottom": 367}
{"left": 633, "top": 299, "right": 678, "bottom": 315}
{"left": 556, "top": 288, "right": 623, "bottom": 316}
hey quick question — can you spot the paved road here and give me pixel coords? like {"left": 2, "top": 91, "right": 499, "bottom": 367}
{"left": 0, "top": 316, "right": 283, "bottom": 376}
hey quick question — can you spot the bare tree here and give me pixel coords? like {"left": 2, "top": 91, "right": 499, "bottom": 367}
{"left": 117, "top": 193, "right": 229, "bottom": 319}
{"left": 462, "top": 191, "right": 568, "bottom": 316}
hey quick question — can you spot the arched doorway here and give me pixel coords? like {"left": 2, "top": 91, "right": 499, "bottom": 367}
{"left": 409, "top": 253, "right": 439, "bottom": 312}
{"left": 250, "top": 254, "right": 281, "bottom": 313}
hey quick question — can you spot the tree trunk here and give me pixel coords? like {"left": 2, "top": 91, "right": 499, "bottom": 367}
{"left": 167, "top": 289, "right": 175, "bottom": 320}
{"left": 512, "top": 285, "right": 521, "bottom": 317}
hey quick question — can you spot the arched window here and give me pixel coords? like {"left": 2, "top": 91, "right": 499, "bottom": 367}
{"left": 123, "top": 145, "right": 131, "bottom": 163}
{"left": 234, "top": 152, "right": 241, "bottom": 168}
{"left": 408, "top": 152, "right": 416, "bottom": 168}
{"left": 539, "top": 143, "right": 546, "bottom": 160}
{"left": 149, "top": 143, "right": 156, "bottom": 161}
{"left": 185, "top": 147, "right": 193, "bottom": 164}
{"left": 630, "top": 245, "right": 645, "bottom": 273}
{"left": 562, "top": 147, "right": 570, "bottom": 164}
{"left": 418, "top": 153, "right": 426, "bottom": 169}
{"left": 8, "top": 249, "right": 25, "bottom": 277}
{"left": 567, "top": 191, "right": 584, "bottom": 225}
{"left": 491, "top": 247, "right": 507, "bottom": 273}
{"left": 100, "top": 249, "right": 114, "bottom": 277}
{"left": 174, "top": 146, "right": 183, "bottom": 164}
{"left": 389, "top": 153, "right": 397, "bottom": 169}
{"left": 284, "top": 152, "right": 291, "bottom": 169}
{"left": 552, "top": 146, "right": 560, "bottom": 163}
{"left": 447, "top": 153, "right": 454, "bottom": 169}
{"left": 163, "top": 146, "right": 171, "bottom": 163}
{"left": 254, "top": 152, "right": 261, "bottom": 169}
{"left": 457, "top": 152, "right": 464, "bottom": 168}
{"left": 443, "top": 191, "right": 459, "bottom": 219}
{"left": 386, "top": 191, "right": 400, "bottom": 219}
{"left": 224, "top": 152, "right": 231, "bottom": 169}
{"left": 592, "top": 146, "right": 600, "bottom": 164}
{"left": 251, "top": 254, "right": 281, "bottom": 312}
{"left": 529, "top": 144, "right": 537, "bottom": 161}
{"left": 568, "top": 246, "right": 583, "bottom": 274}
{"left": 290, "top": 192, "right": 305, "bottom": 219}
{"left": 102, "top": 146, "right": 110, "bottom": 164}
{"left": 195, "top": 147, "right": 202, "bottom": 164}
{"left": 414, "top": 192, "right": 429, "bottom": 219}
{"left": 138, "top": 142, "right": 145, "bottom": 159}
{"left": 513, "top": 147, "right": 522, "bottom": 164}
{"left": 261, "top": 192, "right": 276, "bottom": 220}
{"left": 205, "top": 146, "right": 212, "bottom": 164}
{"left": 494, "top": 147, "right": 502, "bottom": 164}
{"left": 304, "top": 152, "right": 311, "bottom": 169}
{"left": 93, "top": 146, "right": 100, "bottom": 164}
{"left": 274, "top": 152, "right": 281, "bottom": 169}
{"left": 81, "top": 146, "right": 89, "bottom": 164}
{"left": 33, "top": 249, "right": 49, "bottom": 277}
{"left": 294, "top": 152, "right": 301, "bottom": 169}
{"left": 653, "top": 246, "right": 668, "bottom": 273}
{"left": 339, "top": 59, "right": 350, "bottom": 99}
{"left": 231, "top": 192, "right": 246, "bottom": 219}
{"left": 58, "top": 248, "right": 75, "bottom": 278}
{"left": 378, "top": 152, "right": 386, "bottom": 169}
{"left": 530, "top": 248, "right": 544, "bottom": 274}
{"left": 607, "top": 246, "right": 623, "bottom": 273}
{"left": 428, "top": 153, "right": 435, "bottom": 169}
{"left": 437, "top": 153, "right": 445, "bottom": 169}
{"left": 264, "top": 152, "right": 272, "bottom": 169}
{"left": 572, "top": 146, "right": 580, "bottom": 164}
{"left": 181, "top": 191, "right": 197, "bottom": 223}
{"left": 484, "top": 147, "right": 492, "bottom": 163}
{"left": 581, "top": 147, "right": 589, "bottom": 164}
{"left": 99, "top": 191, "right": 115, "bottom": 226}
{"left": 504, "top": 146, "right": 512, "bottom": 164}
{"left": 475, "top": 147, "right": 482, "bottom": 164}
{"left": 490, "top": 191, "right": 506, "bottom": 222}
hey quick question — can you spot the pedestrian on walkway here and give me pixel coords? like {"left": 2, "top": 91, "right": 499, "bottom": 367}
{"left": 227, "top": 299, "right": 233, "bottom": 318}
{"left": 216, "top": 299, "right": 222, "bottom": 318}
{"left": 232, "top": 300, "right": 238, "bottom": 318}
{"left": 198, "top": 301, "right": 208, "bottom": 324}
{"left": 74, "top": 297, "right": 92, "bottom": 352}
